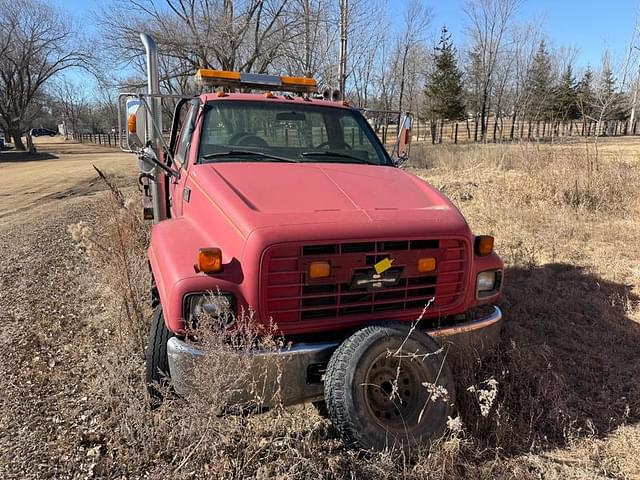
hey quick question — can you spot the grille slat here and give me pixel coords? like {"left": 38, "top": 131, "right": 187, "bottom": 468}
{"left": 267, "top": 280, "right": 461, "bottom": 303}
{"left": 262, "top": 238, "right": 467, "bottom": 324}
{"left": 273, "top": 292, "right": 442, "bottom": 315}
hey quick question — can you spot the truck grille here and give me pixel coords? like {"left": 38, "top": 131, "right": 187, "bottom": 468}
{"left": 261, "top": 239, "right": 468, "bottom": 326}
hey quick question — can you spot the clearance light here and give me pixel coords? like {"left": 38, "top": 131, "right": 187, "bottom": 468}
{"left": 475, "top": 236, "right": 494, "bottom": 256}
{"left": 309, "top": 261, "right": 331, "bottom": 279}
{"left": 418, "top": 257, "right": 437, "bottom": 273}
{"left": 198, "top": 248, "right": 223, "bottom": 273}
{"left": 127, "top": 114, "right": 137, "bottom": 133}
{"left": 195, "top": 69, "right": 317, "bottom": 93}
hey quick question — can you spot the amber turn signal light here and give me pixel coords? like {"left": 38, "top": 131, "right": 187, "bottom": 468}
{"left": 475, "top": 236, "right": 494, "bottom": 256}
{"left": 127, "top": 114, "right": 136, "bottom": 133}
{"left": 198, "top": 248, "right": 223, "bottom": 273}
{"left": 417, "top": 257, "right": 437, "bottom": 273}
{"left": 309, "top": 261, "right": 331, "bottom": 279}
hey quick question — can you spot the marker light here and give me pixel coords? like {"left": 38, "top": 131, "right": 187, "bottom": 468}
{"left": 198, "top": 248, "right": 223, "bottom": 273}
{"left": 475, "top": 236, "right": 494, "bottom": 256}
{"left": 404, "top": 128, "right": 411, "bottom": 144}
{"left": 309, "top": 261, "right": 331, "bottom": 279}
{"left": 127, "top": 114, "right": 137, "bottom": 133}
{"left": 417, "top": 257, "right": 437, "bottom": 273}
{"left": 195, "top": 69, "right": 317, "bottom": 93}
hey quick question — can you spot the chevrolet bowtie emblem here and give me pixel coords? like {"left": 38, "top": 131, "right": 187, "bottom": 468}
{"left": 374, "top": 257, "right": 394, "bottom": 274}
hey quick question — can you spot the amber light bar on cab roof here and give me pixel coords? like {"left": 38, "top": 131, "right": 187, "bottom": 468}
{"left": 195, "top": 68, "right": 317, "bottom": 93}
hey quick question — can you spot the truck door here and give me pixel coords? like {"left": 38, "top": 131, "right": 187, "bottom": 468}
{"left": 169, "top": 99, "right": 199, "bottom": 217}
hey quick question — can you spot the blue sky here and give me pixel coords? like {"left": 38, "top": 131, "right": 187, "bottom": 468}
{"left": 432, "top": 0, "right": 638, "bottom": 69}
{"left": 60, "top": 0, "right": 638, "bottom": 79}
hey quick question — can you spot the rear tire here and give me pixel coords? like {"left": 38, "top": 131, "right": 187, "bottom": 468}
{"left": 145, "top": 306, "right": 174, "bottom": 405}
{"left": 324, "top": 324, "right": 455, "bottom": 452}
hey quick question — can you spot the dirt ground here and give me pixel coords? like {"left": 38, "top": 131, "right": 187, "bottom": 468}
{"left": 0, "top": 138, "right": 136, "bottom": 478}
{"left": 0, "top": 137, "right": 135, "bottom": 222}
{"left": 1, "top": 136, "right": 639, "bottom": 479}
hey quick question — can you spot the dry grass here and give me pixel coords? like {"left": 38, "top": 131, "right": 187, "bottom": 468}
{"left": 71, "top": 138, "right": 640, "bottom": 479}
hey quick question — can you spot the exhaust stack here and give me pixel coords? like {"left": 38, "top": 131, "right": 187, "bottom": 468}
{"left": 140, "top": 33, "right": 166, "bottom": 222}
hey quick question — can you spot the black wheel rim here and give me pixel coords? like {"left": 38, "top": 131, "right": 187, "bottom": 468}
{"left": 362, "top": 352, "right": 434, "bottom": 433}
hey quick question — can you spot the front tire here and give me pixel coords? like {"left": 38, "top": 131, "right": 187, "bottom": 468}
{"left": 145, "top": 306, "right": 174, "bottom": 405}
{"left": 324, "top": 324, "right": 455, "bottom": 451}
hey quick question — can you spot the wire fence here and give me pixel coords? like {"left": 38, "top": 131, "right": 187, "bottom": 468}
{"left": 411, "top": 117, "right": 638, "bottom": 144}
{"left": 72, "top": 132, "right": 123, "bottom": 148}
{"left": 71, "top": 116, "right": 639, "bottom": 150}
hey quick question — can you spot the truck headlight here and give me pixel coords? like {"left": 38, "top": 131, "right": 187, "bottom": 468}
{"left": 185, "top": 292, "right": 235, "bottom": 328}
{"left": 476, "top": 270, "right": 502, "bottom": 298}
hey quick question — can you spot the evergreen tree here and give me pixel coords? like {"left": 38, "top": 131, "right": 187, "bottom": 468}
{"left": 576, "top": 67, "right": 595, "bottom": 119}
{"left": 425, "top": 27, "right": 466, "bottom": 120}
{"left": 553, "top": 65, "right": 579, "bottom": 120}
{"left": 598, "top": 61, "right": 626, "bottom": 120}
{"left": 526, "top": 40, "right": 554, "bottom": 120}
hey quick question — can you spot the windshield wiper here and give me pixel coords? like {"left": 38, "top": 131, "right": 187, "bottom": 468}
{"left": 300, "top": 150, "right": 378, "bottom": 165}
{"left": 202, "top": 150, "right": 299, "bottom": 163}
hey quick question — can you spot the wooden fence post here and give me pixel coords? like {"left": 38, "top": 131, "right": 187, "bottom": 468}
{"left": 454, "top": 123, "right": 458, "bottom": 144}
{"left": 439, "top": 120, "right": 444, "bottom": 144}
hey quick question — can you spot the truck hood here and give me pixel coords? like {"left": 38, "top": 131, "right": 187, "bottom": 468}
{"left": 188, "top": 162, "right": 469, "bottom": 239}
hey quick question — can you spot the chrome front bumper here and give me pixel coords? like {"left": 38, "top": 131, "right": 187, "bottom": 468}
{"left": 167, "top": 306, "right": 502, "bottom": 406}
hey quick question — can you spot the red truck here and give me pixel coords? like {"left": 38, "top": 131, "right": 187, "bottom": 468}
{"left": 120, "top": 34, "right": 503, "bottom": 451}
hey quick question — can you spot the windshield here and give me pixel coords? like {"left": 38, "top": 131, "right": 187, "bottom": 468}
{"left": 198, "top": 100, "right": 392, "bottom": 166}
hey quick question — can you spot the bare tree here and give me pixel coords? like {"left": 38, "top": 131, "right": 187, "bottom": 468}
{"left": 99, "top": 0, "right": 297, "bottom": 95}
{"left": 2, "top": 5, "right": 82, "bottom": 143}
{"left": 276, "top": 0, "right": 337, "bottom": 83}
{"left": 504, "top": 22, "right": 541, "bottom": 138}
{"left": 52, "top": 78, "right": 88, "bottom": 139}
{"left": 0, "top": 0, "right": 85, "bottom": 150}
{"left": 465, "top": 0, "right": 521, "bottom": 142}
{"left": 395, "top": 0, "right": 432, "bottom": 112}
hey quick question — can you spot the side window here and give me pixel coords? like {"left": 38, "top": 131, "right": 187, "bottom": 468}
{"left": 339, "top": 115, "right": 376, "bottom": 158}
{"left": 174, "top": 102, "right": 198, "bottom": 167}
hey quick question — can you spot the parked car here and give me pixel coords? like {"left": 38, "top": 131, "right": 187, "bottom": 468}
{"left": 0, "top": 135, "right": 4, "bottom": 150}
{"left": 31, "top": 128, "right": 57, "bottom": 137}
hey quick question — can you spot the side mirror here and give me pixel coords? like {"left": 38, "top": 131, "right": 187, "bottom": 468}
{"left": 125, "top": 98, "right": 148, "bottom": 151}
{"left": 392, "top": 113, "right": 413, "bottom": 166}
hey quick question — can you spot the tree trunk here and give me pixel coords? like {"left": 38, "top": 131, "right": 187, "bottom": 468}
{"left": 26, "top": 132, "right": 36, "bottom": 153}
{"left": 9, "top": 128, "right": 25, "bottom": 151}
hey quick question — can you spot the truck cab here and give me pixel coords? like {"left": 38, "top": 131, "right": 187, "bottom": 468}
{"left": 124, "top": 41, "right": 503, "bottom": 451}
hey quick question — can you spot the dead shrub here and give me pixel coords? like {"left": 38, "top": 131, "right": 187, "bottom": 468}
{"left": 69, "top": 149, "right": 640, "bottom": 479}
{"left": 410, "top": 141, "right": 640, "bottom": 216}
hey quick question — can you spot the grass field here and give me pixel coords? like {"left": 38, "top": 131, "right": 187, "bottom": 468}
{"left": 1, "top": 136, "right": 639, "bottom": 479}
